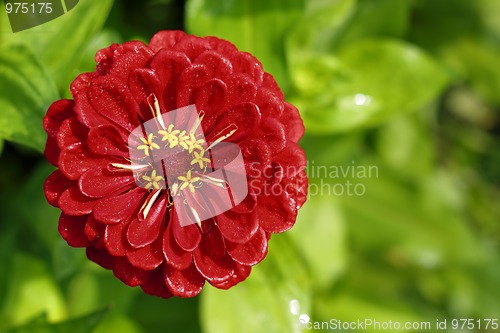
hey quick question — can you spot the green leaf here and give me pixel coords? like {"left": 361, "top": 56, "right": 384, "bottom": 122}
{"left": 1, "top": 0, "right": 114, "bottom": 92}
{"left": 0, "top": 253, "right": 67, "bottom": 328}
{"left": 129, "top": 295, "right": 201, "bottom": 333}
{"left": 288, "top": 196, "right": 347, "bottom": 289}
{"left": 0, "top": 44, "right": 58, "bottom": 151}
{"left": 333, "top": 0, "right": 411, "bottom": 50}
{"left": 201, "top": 234, "right": 311, "bottom": 333}
{"left": 186, "top": 0, "right": 305, "bottom": 91}
{"left": 0, "top": 308, "right": 108, "bottom": 333}
{"left": 293, "top": 39, "right": 449, "bottom": 133}
{"left": 442, "top": 38, "right": 500, "bottom": 106}
{"left": 92, "top": 313, "right": 143, "bottom": 333}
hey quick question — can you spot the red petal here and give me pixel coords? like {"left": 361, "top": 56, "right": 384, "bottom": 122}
{"left": 210, "top": 263, "right": 251, "bottom": 290}
{"left": 259, "top": 117, "right": 286, "bottom": 153}
{"left": 43, "top": 99, "right": 74, "bottom": 138}
{"left": 93, "top": 187, "right": 147, "bottom": 224}
{"left": 108, "top": 41, "right": 154, "bottom": 81}
{"left": 87, "top": 76, "right": 141, "bottom": 132}
{"left": 231, "top": 52, "right": 264, "bottom": 86}
{"left": 206, "top": 102, "right": 261, "bottom": 143}
{"left": 163, "top": 221, "right": 192, "bottom": 270}
{"left": 79, "top": 168, "right": 134, "bottom": 198}
{"left": 84, "top": 215, "right": 103, "bottom": 243}
{"left": 149, "top": 50, "right": 191, "bottom": 87}
{"left": 216, "top": 211, "right": 259, "bottom": 244}
{"left": 287, "top": 170, "right": 308, "bottom": 209}
{"left": 227, "top": 228, "right": 268, "bottom": 265}
{"left": 74, "top": 90, "right": 122, "bottom": 131}
{"left": 256, "top": 89, "right": 284, "bottom": 118}
{"left": 257, "top": 192, "right": 298, "bottom": 233}
{"left": 176, "top": 64, "right": 211, "bottom": 108}
{"left": 95, "top": 44, "right": 119, "bottom": 75}
{"left": 87, "top": 125, "right": 129, "bottom": 158}
{"left": 194, "top": 51, "right": 233, "bottom": 79}
{"left": 281, "top": 103, "right": 304, "bottom": 143}
{"left": 104, "top": 222, "right": 127, "bottom": 256}
{"left": 193, "top": 227, "right": 235, "bottom": 283}
{"left": 56, "top": 117, "right": 88, "bottom": 150}
{"left": 140, "top": 266, "right": 174, "bottom": 299}
{"left": 231, "top": 190, "right": 257, "bottom": 214}
{"left": 205, "top": 36, "right": 238, "bottom": 57}
{"left": 164, "top": 263, "right": 205, "bottom": 298}
{"left": 59, "top": 143, "right": 115, "bottom": 180}
{"left": 273, "top": 142, "right": 307, "bottom": 178}
{"left": 126, "top": 238, "right": 164, "bottom": 271}
{"left": 59, "top": 186, "right": 97, "bottom": 216}
{"left": 58, "top": 213, "right": 92, "bottom": 247}
{"left": 44, "top": 136, "right": 60, "bottom": 166}
{"left": 261, "top": 72, "right": 284, "bottom": 100}
{"left": 113, "top": 257, "right": 151, "bottom": 287}
{"left": 225, "top": 74, "right": 258, "bottom": 106}
{"left": 193, "top": 78, "right": 227, "bottom": 115}
{"left": 149, "top": 30, "right": 187, "bottom": 51}
{"left": 127, "top": 197, "right": 167, "bottom": 248}
{"left": 70, "top": 72, "right": 97, "bottom": 96}
{"left": 171, "top": 208, "right": 202, "bottom": 251}
{"left": 86, "top": 246, "right": 114, "bottom": 270}
{"left": 172, "top": 35, "right": 212, "bottom": 61}
{"left": 128, "top": 68, "right": 163, "bottom": 120}
{"left": 241, "top": 138, "right": 272, "bottom": 177}
{"left": 44, "top": 170, "right": 74, "bottom": 207}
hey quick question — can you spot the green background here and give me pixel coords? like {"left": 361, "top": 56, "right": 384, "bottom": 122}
{"left": 0, "top": 0, "right": 499, "bottom": 332}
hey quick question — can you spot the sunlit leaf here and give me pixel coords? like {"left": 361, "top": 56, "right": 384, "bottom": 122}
{"left": 0, "top": 0, "right": 114, "bottom": 92}
{"left": 0, "top": 45, "right": 58, "bottom": 151}
{"left": 0, "top": 308, "right": 108, "bottom": 333}
{"left": 289, "top": 196, "right": 347, "bottom": 289}
{"left": 292, "top": 39, "right": 448, "bottom": 133}
{"left": 0, "top": 253, "right": 67, "bottom": 328}
{"left": 186, "top": 0, "right": 304, "bottom": 91}
{"left": 201, "top": 234, "right": 311, "bottom": 333}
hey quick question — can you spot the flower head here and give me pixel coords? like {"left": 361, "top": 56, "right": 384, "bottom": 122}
{"left": 43, "top": 30, "right": 308, "bottom": 298}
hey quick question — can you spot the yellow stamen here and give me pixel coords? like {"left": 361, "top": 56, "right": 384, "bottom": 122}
{"left": 142, "top": 170, "right": 164, "bottom": 190}
{"left": 137, "top": 133, "right": 160, "bottom": 156}
{"left": 158, "top": 124, "right": 181, "bottom": 148}
{"left": 177, "top": 170, "right": 201, "bottom": 193}
{"left": 191, "top": 149, "right": 211, "bottom": 169}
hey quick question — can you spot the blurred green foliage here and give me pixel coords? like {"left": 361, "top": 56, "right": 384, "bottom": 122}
{"left": 0, "top": 0, "right": 499, "bottom": 332}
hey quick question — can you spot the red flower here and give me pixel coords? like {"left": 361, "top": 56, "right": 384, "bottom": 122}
{"left": 43, "top": 30, "right": 307, "bottom": 298}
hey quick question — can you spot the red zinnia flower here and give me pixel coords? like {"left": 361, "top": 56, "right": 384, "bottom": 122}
{"left": 43, "top": 30, "right": 308, "bottom": 298}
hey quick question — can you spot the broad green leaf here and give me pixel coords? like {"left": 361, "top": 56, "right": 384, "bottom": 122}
{"left": 286, "top": 0, "right": 355, "bottom": 55}
{"left": 66, "top": 273, "right": 100, "bottom": 318}
{"left": 288, "top": 196, "right": 347, "bottom": 289}
{"left": 0, "top": 308, "right": 108, "bottom": 333}
{"left": 93, "top": 313, "right": 144, "bottom": 333}
{"left": 0, "top": 222, "right": 17, "bottom": 322}
{"left": 186, "top": 0, "right": 305, "bottom": 91}
{"left": 441, "top": 38, "right": 500, "bottom": 106}
{"left": 293, "top": 39, "right": 448, "bottom": 133}
{"left": 0, "top": 45, "right": 58, "bottom": 151}
{"left": 0, "top": 253, "right": 67, "bottom": 328}
{"left": 201, "top": 234, "right": 311, "bottom": 333}
{"left": 339, "top": 171, "right": 486, "bottom": 266}
{"left": 375, "top": 111, "right": 437, "bottom": 178}
{"left": 333, "top": 0, "right": 411, "bottom": 50}
{"left": 315, "top": 293, "right": 431, "bottom": 333}
{"left": 129, "top": 295, "right": 201, "bottom": 333}
{"left": 0, "top": 0, "right": 114, "bottom": 92}
{"left": 11, "top": 162, "right": 60, "bottom": 251}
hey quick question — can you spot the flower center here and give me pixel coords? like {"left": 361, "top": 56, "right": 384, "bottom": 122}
{"left": 112, "top": 96, "right": 248, "bottom": 228}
